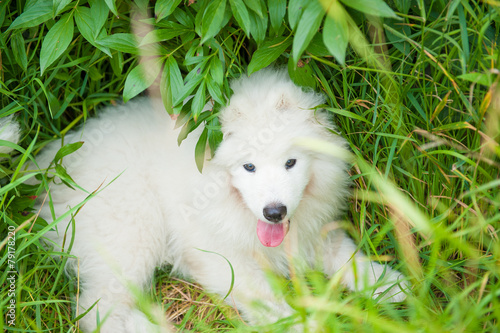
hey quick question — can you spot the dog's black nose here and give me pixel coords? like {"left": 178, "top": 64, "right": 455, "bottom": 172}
{"left": 263, "top": 204, "right": 287, "bottom": 223}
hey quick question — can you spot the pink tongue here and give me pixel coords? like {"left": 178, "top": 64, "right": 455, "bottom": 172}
{"left": 257, "top": 219, "right": 286, "bottom": 247}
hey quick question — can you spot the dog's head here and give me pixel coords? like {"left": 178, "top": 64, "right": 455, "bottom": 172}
{"left": 213, "top": 69, "right": 345, "bottom": 247}
{"left": 219, "top": 135, "right": 314, "bottom": 246}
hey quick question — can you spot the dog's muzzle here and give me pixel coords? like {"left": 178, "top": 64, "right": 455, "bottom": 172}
{"left": 257, "top": 203, "right": 290, "bottom": 247}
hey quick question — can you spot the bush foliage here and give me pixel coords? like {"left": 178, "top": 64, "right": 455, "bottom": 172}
{"left": 1, "top": 0, "right": 499, "bottom": 332}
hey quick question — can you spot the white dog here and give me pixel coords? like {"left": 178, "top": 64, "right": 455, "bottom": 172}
{"left": 4, "top": 69, "right": 407, "bottom": 332}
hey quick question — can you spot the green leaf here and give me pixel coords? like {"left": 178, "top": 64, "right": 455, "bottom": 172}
{"left": 200, "top": 0, "right": 227, "bottom": 44}
{"left": 47, "top": 90, "right": 62, "bottom": 117}
{"left": 430, "top": 91, "right": 451, "bottom": 122}
{"left": 174, "top": 62, "right": 206, "bottom": 106}
{"left": 229, "top": 0, "right": 252, "bottom": 37}
{"left": 221, "top": 4, "right": 233, "bottom": 35}
{"left": 110, "top": 50, "right": 124, "bottom": 76}
{"left": 173, "top": 8, "right": 195, "bottom": 28}
{"left": 292, "top": 1, "right": 325, "bottom": 64}
{"left": 248, "top": 36, "right": 292, "bottom": 75}
{"left": 195, "top": 1, "right": 209, "bottom": 36}
{"left": 248, "top": 9, "right": 267, "bottom": 44}
{"left": 209, "top": 56, "right": 224, "bottom": 86}
{"left": 432, "top": 121, "right": 475, "bottom": 132}
{"left": 11, "top": 33, "right": 28, "bottom": 71}
{"left": 123, "top": 58, "right": 162, "bottom": 102}
{"left": 53, "top": 89, "right": 77, "bottom": 119}
{"left": 140, "top": 25, "right": 187, "bottom": 46}
{"left": 74, "top": 7, "right": 96, "bottom": 42}
{"left": 167, "top": 57, "right": 183, "bottom": 98}
{"left": 384, "top": 20, "right": 411, "bottom": 56}
{"left": 324, "top": 107, "right": 371, "bottom": 124}
{"left": 54, "top": 164, "right": 77, "bottom": 190}
{"left": 307, "top": 34, "right": 331, "bottom": 57}
{"left": 160, "top": 56, "right": 184, "bottom": 113}
{"left": 97, "top": 33, "right": 138, "bottom": 54}
{"left": 95, "top": 29, "right": 113, "bottom": 57}
{"left": 287, "top": 57, "right": 316, "bottom": 88}
{"left": 89, "top": 0, "right": 110, "bottom": 34}
{"left": 8, "top": 0, "right": 52, "bottom": 31}
{"left": 457, "top": 72, "right": 493, "bottom": 87}
{"left": 40, "top": 13, "right": 74, "bottom": 75}
{"left": 208, "top": 117, "right": 223, "bottom": 154}
{"left": 160, "top": 61, "right": 174, "bottom": 114}
{"left": 268, "top": 0, "right": 286, "bottom": 32}
{"left": 0, "top": 1, "right": 7, "bottom": 27}
{"left": 195, "top": 127, "right": 209, "bottom": 172}
{"left": 206, "top": 78, "right": 225, "bottom": 105}
{"left": 185, "top": 55, "right": 209, "bottom": 66}
{"left": 244, "top": 0, "right": 265, "bottom": 18}
{"left": 160, "top": 56, "right": 184, "bottom": 114}
{"left": 322, "top": 2, "right": 348, "bottom": 66}
{"left": 178, "top": 111, "right": 213, "bottom": 145}
{"left": 445, "top": 0, "right": 461, "bottom": 24}
{"left": 75, "top": 6, "right": 111, "bottom": 57}
{"left": 155, "top": 0, "right": 182, "bottom": 22}
{"left": 54, "top": 141, "right": 84, "bottom": 162}
{"left": 192, "top": 81, "right": 207, "bottom": 121}
{"left": 457, "top": 4, "right": 469, "bottom": 66}
{"left": 206, "top": 55, "right": 226, "bottom": 105}
{"left": 53, "top": 0, "right": 72, "bottom": 16}
{"left": 103, "top": 0, "right": 119, "bottom": 17}
{"left": 339, "top": 0, "right": 398, "bottom": 18}
{"left": 393, "top": 0, "right": 411, "bottom": 14}
{"left": 288, "top": 0, "right": 307, "bottom": 30}
{"left": 89, "top": 66, "right": 104, "bottom": 81}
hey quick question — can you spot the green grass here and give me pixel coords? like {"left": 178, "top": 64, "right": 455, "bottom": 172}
{"left": 1, "top": 0, "right": 499, "bottom": 332}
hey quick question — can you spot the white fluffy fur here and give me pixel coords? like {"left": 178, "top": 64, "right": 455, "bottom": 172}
{"left": 27, "top": 69, "right": 406, "bottom": 332}
{"left": 0, "top": 116, "right": 20, "bottom": 154}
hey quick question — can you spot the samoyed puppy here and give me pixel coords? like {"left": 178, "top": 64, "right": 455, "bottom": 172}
{"left": 4, "top": 69, "right": 407, "bottom": 332}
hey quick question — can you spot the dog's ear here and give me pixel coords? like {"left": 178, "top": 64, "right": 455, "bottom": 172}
{"left": 276, "top": 93, "right": 290, "bottom": 110}
{"left": 222, "top": 130, "right": 232, "bottom": 140}
{"left": 219, "top": 107, "right": 241, "bottom": 139}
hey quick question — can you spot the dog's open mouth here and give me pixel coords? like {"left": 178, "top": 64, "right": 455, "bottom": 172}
{"left": 256, "top": 219, "right": 290, "bottom": 247}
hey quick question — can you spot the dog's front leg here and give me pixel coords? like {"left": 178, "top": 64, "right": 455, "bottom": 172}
{"left": 322, "top": 228, "right": 408, "bottom": 302}
{"left": 184, "top": 250, "right": 295, "bottom": 326}
{"left": 75, "top": 264, "right": 171, "bottom": 333}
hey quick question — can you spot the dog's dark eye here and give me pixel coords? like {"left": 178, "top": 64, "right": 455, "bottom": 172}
{"left": 243, "top": 163, "right": 256, "bottom": 172}
{"left": 285, "top": 159, "right": 296, "bottom": 170}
